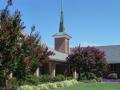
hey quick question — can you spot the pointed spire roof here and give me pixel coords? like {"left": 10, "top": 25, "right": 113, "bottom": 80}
{"left": 53, "top": 0, "right": 72, "bottom": 39}
{"left": 59, "top": 0, "right": 64, "bottom": 32}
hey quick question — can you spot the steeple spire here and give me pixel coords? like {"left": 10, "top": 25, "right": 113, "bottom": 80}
{"left": 59, "top": 0, "right": 64, "bottom": 32}
{"left": 53, "top": 0, "right": 71, "bottom": 54}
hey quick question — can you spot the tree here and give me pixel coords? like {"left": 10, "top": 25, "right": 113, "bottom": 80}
{"left": 0, "top": 0, "right": 55, "bottom": 85}
{"left": 66, "top": 46, "right": 108, "bottom": 80}
{"left": 0, "top": 1, "right": 25, "bottom": 80}
{"left": 13, "top": 26, "right": 55, "bottom": 80}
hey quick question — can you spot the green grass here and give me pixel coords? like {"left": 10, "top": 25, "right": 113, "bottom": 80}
{"left": 54, "top": 82, "right": 120, "bottom": 90}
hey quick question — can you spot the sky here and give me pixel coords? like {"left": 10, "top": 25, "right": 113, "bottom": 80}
{"left": 0, "top": 0, "right": 120, "bottom": 48}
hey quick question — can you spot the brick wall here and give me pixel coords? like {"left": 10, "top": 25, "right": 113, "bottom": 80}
{"left": 55, "top": 37, "right": 69, "bottom": 54}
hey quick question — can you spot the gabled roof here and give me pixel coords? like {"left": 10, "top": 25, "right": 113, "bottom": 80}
{"left": 48, "top": 48, "right": 67, "bottom": 62}
{"left": 97, "top": 45, "right": 120, "bottom": 64}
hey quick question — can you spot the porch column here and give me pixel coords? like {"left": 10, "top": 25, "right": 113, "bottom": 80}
{"left": 7, "top": 71, "right": 13, "bottom": 79}
{"left": 73, "top": 67, "right": 78, "bottom": 79}
{"left": 35, "top": 67, "right": 39, "bottom": 77}
{"left": 49, "top": 62, "right": 56, "bottom": 77}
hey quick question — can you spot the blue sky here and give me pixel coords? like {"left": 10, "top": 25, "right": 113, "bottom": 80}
{"left": 0, "top": 0, "right": 120, "bottom": 48}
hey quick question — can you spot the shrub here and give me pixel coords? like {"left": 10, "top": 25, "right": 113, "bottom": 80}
{"left": 19, "top": 85, "right": 34, "bottom": 90}
{"left": 38, "top": 84, "right": 49, "bottom": 90}
{"left": 39, "top": 74, "right": 67, "bottom": 83}
{"left": 39, "top": 75, "right": 53, "bottom": 83}
{"left": 10, "top": 77, "right": 20, "bottom": 90}
{"left": 66, "top": 76, "right": 73, "bottom": 80}
{"left": 24, "top": 75, "right": 40, "bottom": 85}
{"left": 108, "top": 73, "right": 118, "bottom": 79}
{"left": 19, "top": 79, "right": 78, "bottom": 90}
{"left": 12, "top": 74, "right": 72, "bottom": 87}
{"left": 47, "top": 83, "right": 57, "bottom": 89}
{"left": 55, "top": 82, "right": 64, "bottom": 87}
{"left": 96, "top": 77, "right": 102, "bottom": 82}
{"left": 80, "top": 72, "right": 97, "bottom": 80}
{"left": 53, "top": 75, "right": 66, "bottom": 82}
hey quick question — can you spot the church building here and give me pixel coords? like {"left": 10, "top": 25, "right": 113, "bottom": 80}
{"left": 36, "top": 1, "right": 120, "bottom": 78}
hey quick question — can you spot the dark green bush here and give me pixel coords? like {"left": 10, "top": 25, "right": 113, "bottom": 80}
{"left": 39, "top": 74, "right": 53, "bottom": 83}
{"left": 24, "top": 75, "right": 40, "bottom": 85}
{"left": 10, "top": 77, "right": 20, "bottom": 90}
{"left": 53, "top": 75, "right": 66, "bottom": 82}
{"left": 38, "top": 74, "right": 67, "bottom": 83}
{"left": 80, "top": 72, "right": 97, "bottom": 80}
{"left": 9, "top": 74, "right": 71, "bottom": 87}
{"left": 0, "top": 76, "right": 6, "bottom": 88}
{"left": 66, "top": 76, "right": 73, "bottom": 80}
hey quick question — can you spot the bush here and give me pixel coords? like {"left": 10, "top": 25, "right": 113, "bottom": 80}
{"left": 38, "top": 84, "right": 49, "bottom": 90}
{"left": 96, "top": 77, "right": 102, "bottom": 82}
{"left": 66, "top": 76, "right": 73, "bottom": 80}
{"left": 10, "top": 78, "right": 20, "bottom": 90}
{"left": 108, "top": 73, "right": 118, "bottom": 79}
{"left": 19, "top": 79, "right": 78, "bottom": 90}
{"left": 24, "top": 75, "right": 40, "bottom": 85}
{"left": 80, "top": 72, "right": 97, "bottom": 80}
{"left": 53, "top": 75, "right": 66, "bottom": 82}
{"left": 10, "top": 74, "right": 72, "bottom": 87}
{"left": 10, "top": 74, "right": 71, "bottom": 87}
{"left": 39, "top": 75, "right": 53, "bottom": 83}
{"left": 47, "top": 83, "right": 57, "bottom": 89}
{"left": 19, "top": 85, "right": 34, "bottom": 90}
{"left": 39, "top": 74, "right": 67, "bottom": 83}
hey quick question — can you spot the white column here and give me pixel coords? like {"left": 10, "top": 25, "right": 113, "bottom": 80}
{"left": 73, "top": 68, "right": 77, "bottom": 79}
{"left": 35, "top": 67, "right": 39, "bottom": 77}
{"left": 8, "top": 72, "right": 13, "bottom": 79}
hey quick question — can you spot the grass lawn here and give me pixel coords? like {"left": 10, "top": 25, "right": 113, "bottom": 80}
{"left": 54, "top": 82, "right": 120, "bottom": 90}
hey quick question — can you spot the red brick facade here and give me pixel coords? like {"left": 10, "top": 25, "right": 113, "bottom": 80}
{"left": 55, "top": 37, "right": 69, "bottom": 54}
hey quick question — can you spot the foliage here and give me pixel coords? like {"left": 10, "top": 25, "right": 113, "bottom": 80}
{"left": 17, "top": 75, "right": 73, "bottom": 85}
{"left": 0, "top": 0, "right": 55, "bottom": 83}
{"left": 39, "top": 75, "right": 53, "bottom": 83}
{"left": 9, "top": 77, "right": 19, "bottom": 90}
{"left": 53, "top": 75, "right": 66, "bottom": 82}
{"left": 0, "top": 1, "right": 25, "bottom": 80}
{"left": 80, "top": 72, "right": 97, "bottom": 80}
{"left": 67, "top": 46, "right": 108, "bottom": 80}
{"left": 107, "top": 73, "right": 118, "bottom": 79}
{"left": 66, "top": 76, "right": 73, "bottom": 80}
{"left": 24, "top": 75, "right": 40, "bottom": 85}
{"left": 39, "top": 74, "right": 67, "bottom": 83}
{"left": 13, "top": 28, "right": 55, "bottom": 80}
{"left": 19, "top": 80, "right": 78, "bottom": 90}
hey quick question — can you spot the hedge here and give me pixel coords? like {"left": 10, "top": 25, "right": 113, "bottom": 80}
{"left": 19, "top": 79, "right": 78, "bottom": 90}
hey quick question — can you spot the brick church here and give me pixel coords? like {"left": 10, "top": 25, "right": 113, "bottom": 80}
{"left": 36, "top": 2, "right": 120, "bottom": 78}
